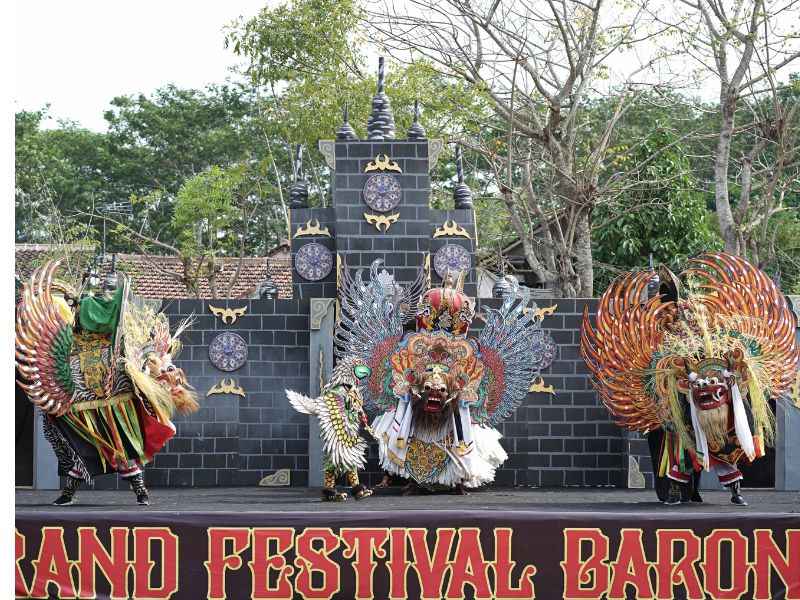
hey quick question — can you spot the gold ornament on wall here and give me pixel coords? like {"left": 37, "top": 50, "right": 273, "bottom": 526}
{"left": 293, "top": 218, "right": 331, "bottom": 238}
{"left": 524, "top": 303, "right": 558, "bottom": 322}
{"left": 364, "top": 154, "right": 402, "bottom": 173}
{"left": 207, "top": 378, "right": 246, "bottom": 398}
{"left": 364, "top": 212, "right": 399, "bottom": 232}
{"left": 209, "top": 305, "right": 247, "bottom": 325}
{"left": 529, "top": 377, "right": 554, "bottom": 394}
{"left": 433, "top": 220, "right": 472, "bottom": 239}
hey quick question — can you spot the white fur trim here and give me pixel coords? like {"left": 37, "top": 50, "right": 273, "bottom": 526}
{"left": 688, "top": 389, "right": 710, "bottom": 470}
{"left": 731, "top": 383, "right": 755, "bottom": 460}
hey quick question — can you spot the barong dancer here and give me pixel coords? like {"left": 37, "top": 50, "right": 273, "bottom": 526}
{"left": 335, "top": 260, "right": 556, "bottom": 493}
{"left": 581, "top": 252, "right": 799, "bottom": 506}
{"left": 15, "top": 260, "right": 199, "bottom": 506}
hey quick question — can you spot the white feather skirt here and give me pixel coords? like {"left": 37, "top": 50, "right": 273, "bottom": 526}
{"left": 372, "top": 410, "right": 508, "bottom": 488}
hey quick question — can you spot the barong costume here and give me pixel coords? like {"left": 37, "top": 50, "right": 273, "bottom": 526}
{"left": 580, "top": 252, "right": 799, "bottom": 505}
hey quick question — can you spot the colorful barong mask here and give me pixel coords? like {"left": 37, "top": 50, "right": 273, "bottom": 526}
{"left": 390, "top": 334, "right": 484, "bottom": 417}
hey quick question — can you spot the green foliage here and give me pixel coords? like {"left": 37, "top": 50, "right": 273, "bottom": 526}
{"left": 764, "top": 212, "right": 800, "bottom": 294}
{"left": 171, "top": 166, "right": 244, "bottom": 257}
{"left": 225, "top": 0, "right": 364, "bottom": 85}
{"left": 225, "top": 0, "right": 490, "bottom": 197}
{"left": 593, "top": 129, "right": 722, "bottom": 290}
{"left": 15, "top": 0, "right": 798, "bottom": 296}
{"left": 15, "top": 109, "right": 111, "bottom": 242}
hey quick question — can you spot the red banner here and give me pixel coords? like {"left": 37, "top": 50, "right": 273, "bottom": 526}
{"left": 15, "top": 509, "right": 800, "bottom": 599}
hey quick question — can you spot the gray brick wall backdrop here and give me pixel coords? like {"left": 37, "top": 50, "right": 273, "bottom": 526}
{"left": 93, "top": 298, "right": 311, "bottom": 490}
{"left": 93, "top": 295, "right": 658, "bottom": 490}
{"left": 493, "top": 297, "right": 652, "bottom": 489}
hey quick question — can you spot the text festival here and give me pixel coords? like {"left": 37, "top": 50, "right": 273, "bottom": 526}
{"left": 14, "top": 526, "right": 799, "bottom": 599}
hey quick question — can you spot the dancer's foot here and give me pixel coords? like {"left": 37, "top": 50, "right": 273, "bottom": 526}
{"left": 52, "top": 476, "right": 81, "bottom": 506}
{"left": 375, "top": 474, "right": 392, "bottom": 488}
{"left": 727, "top": 481, "right": 748, "bottom": 506}
{"left": 52, "top": 493, "right": 75, "bottom": 506}
{"left": 663, "top": 481, "right": 682, "bottom": 505}
{"left": 401, "top": 481, "right": 423, "bottom": 496}
{"left": 322, "top": 487, "right": 349, "bottom": 502}
{"left": 453, "top": 483, "right": 470, "bottom": 496}
{"left": 352, "top": 484, "right": 373, "bottom": 500}
{"left": 126, "top": 473, "right": 150, "bottom": 506}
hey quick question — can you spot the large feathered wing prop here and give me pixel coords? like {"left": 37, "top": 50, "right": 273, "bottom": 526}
{"left": 335, "top": 259, "right": 423, "bottom": 412}
{"left": 473, "top": 285, "right": 557, "bottom": 427}
{"left": 16, "top": 260, "right": 77, "bottom": 416}
{"left": 580, "top": 271, "right": 674, "bottom": 433}
{"left": 286, "top": 387, "right": 367, "bottom": 472}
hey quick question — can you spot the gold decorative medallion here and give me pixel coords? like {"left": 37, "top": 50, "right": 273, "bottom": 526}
{"left": 364, "top": 154, "right": 402, "bottom": 173}
{"left": 209, "top": 304, "right": 247, "bottom": 325}
{"left": 433, "top": 220, "right": 472, "bottom": 239}
{"left": 293, "top": 218, "right": 331, "bottom": 238}
{"left": 529, "top": 377, "right": 554, "bottom": 394}
{"left": 207, "top": 378, "right": 246, "bottom": 397}
{"left": 364, "top": 212, "right": 400, "bottom": 232}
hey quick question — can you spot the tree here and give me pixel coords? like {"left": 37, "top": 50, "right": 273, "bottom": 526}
{"left": 655, "top": 0, "right": 800, "bottom": 258}
{"left": 369, "top": 0, "right": 673, "bottom": 296}
{"left": 593, "top": 128, "right": 722, "bottom": 289}
{"left": 103, "top": 84, "right": 276, "bottom": 247}
{"left": 15, "top": 109, "right": 111, "bottom": 242}
{"left": 96, "top": 163, "right": 277, "bottom": 298}
{"left": 225, "top": 0, "right": 490, "bottom": 209}
{"left": 16, "top": 85, "right": 293, "bottom": 256}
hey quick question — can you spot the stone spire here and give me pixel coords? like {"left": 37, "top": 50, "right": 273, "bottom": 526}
{"left": 366, "top": 57, "right": 396, "bottom": 140}
{"left": 336, "top": 102, "right": 358, "bottom": 141}
{"left": 453, "top": 144, "right": 473, "bottom": 209}
{"left": 289, "top": 144, "right": 309, "bottom": 209}
{"left": 406, "top": 99, "right": 427, "bottom": 140}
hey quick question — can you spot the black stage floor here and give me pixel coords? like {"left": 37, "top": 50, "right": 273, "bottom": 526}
{"left": 15, "top": 486, "right": 800, "bottom": 513}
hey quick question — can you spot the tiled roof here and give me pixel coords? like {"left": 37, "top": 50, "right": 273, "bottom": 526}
{"left": 14, "top": 243, "right": 293, "bottom": 300}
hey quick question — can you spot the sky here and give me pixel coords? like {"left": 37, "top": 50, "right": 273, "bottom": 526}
{"left": 15, "top": 0, "right": 273, "bottom": 131}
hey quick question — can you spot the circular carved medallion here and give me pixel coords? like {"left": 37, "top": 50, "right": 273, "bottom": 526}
{"left": 295, "top": 242, "right": 334, "bottom": 281}
{"left": 362, "top": 173, "right": 402, "bottom": 212}
{"left": 209, "top": 332, "right": 248, "bottom": 372}
{"left": 434, "top": 244, "right": 471, "bottom": 279}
